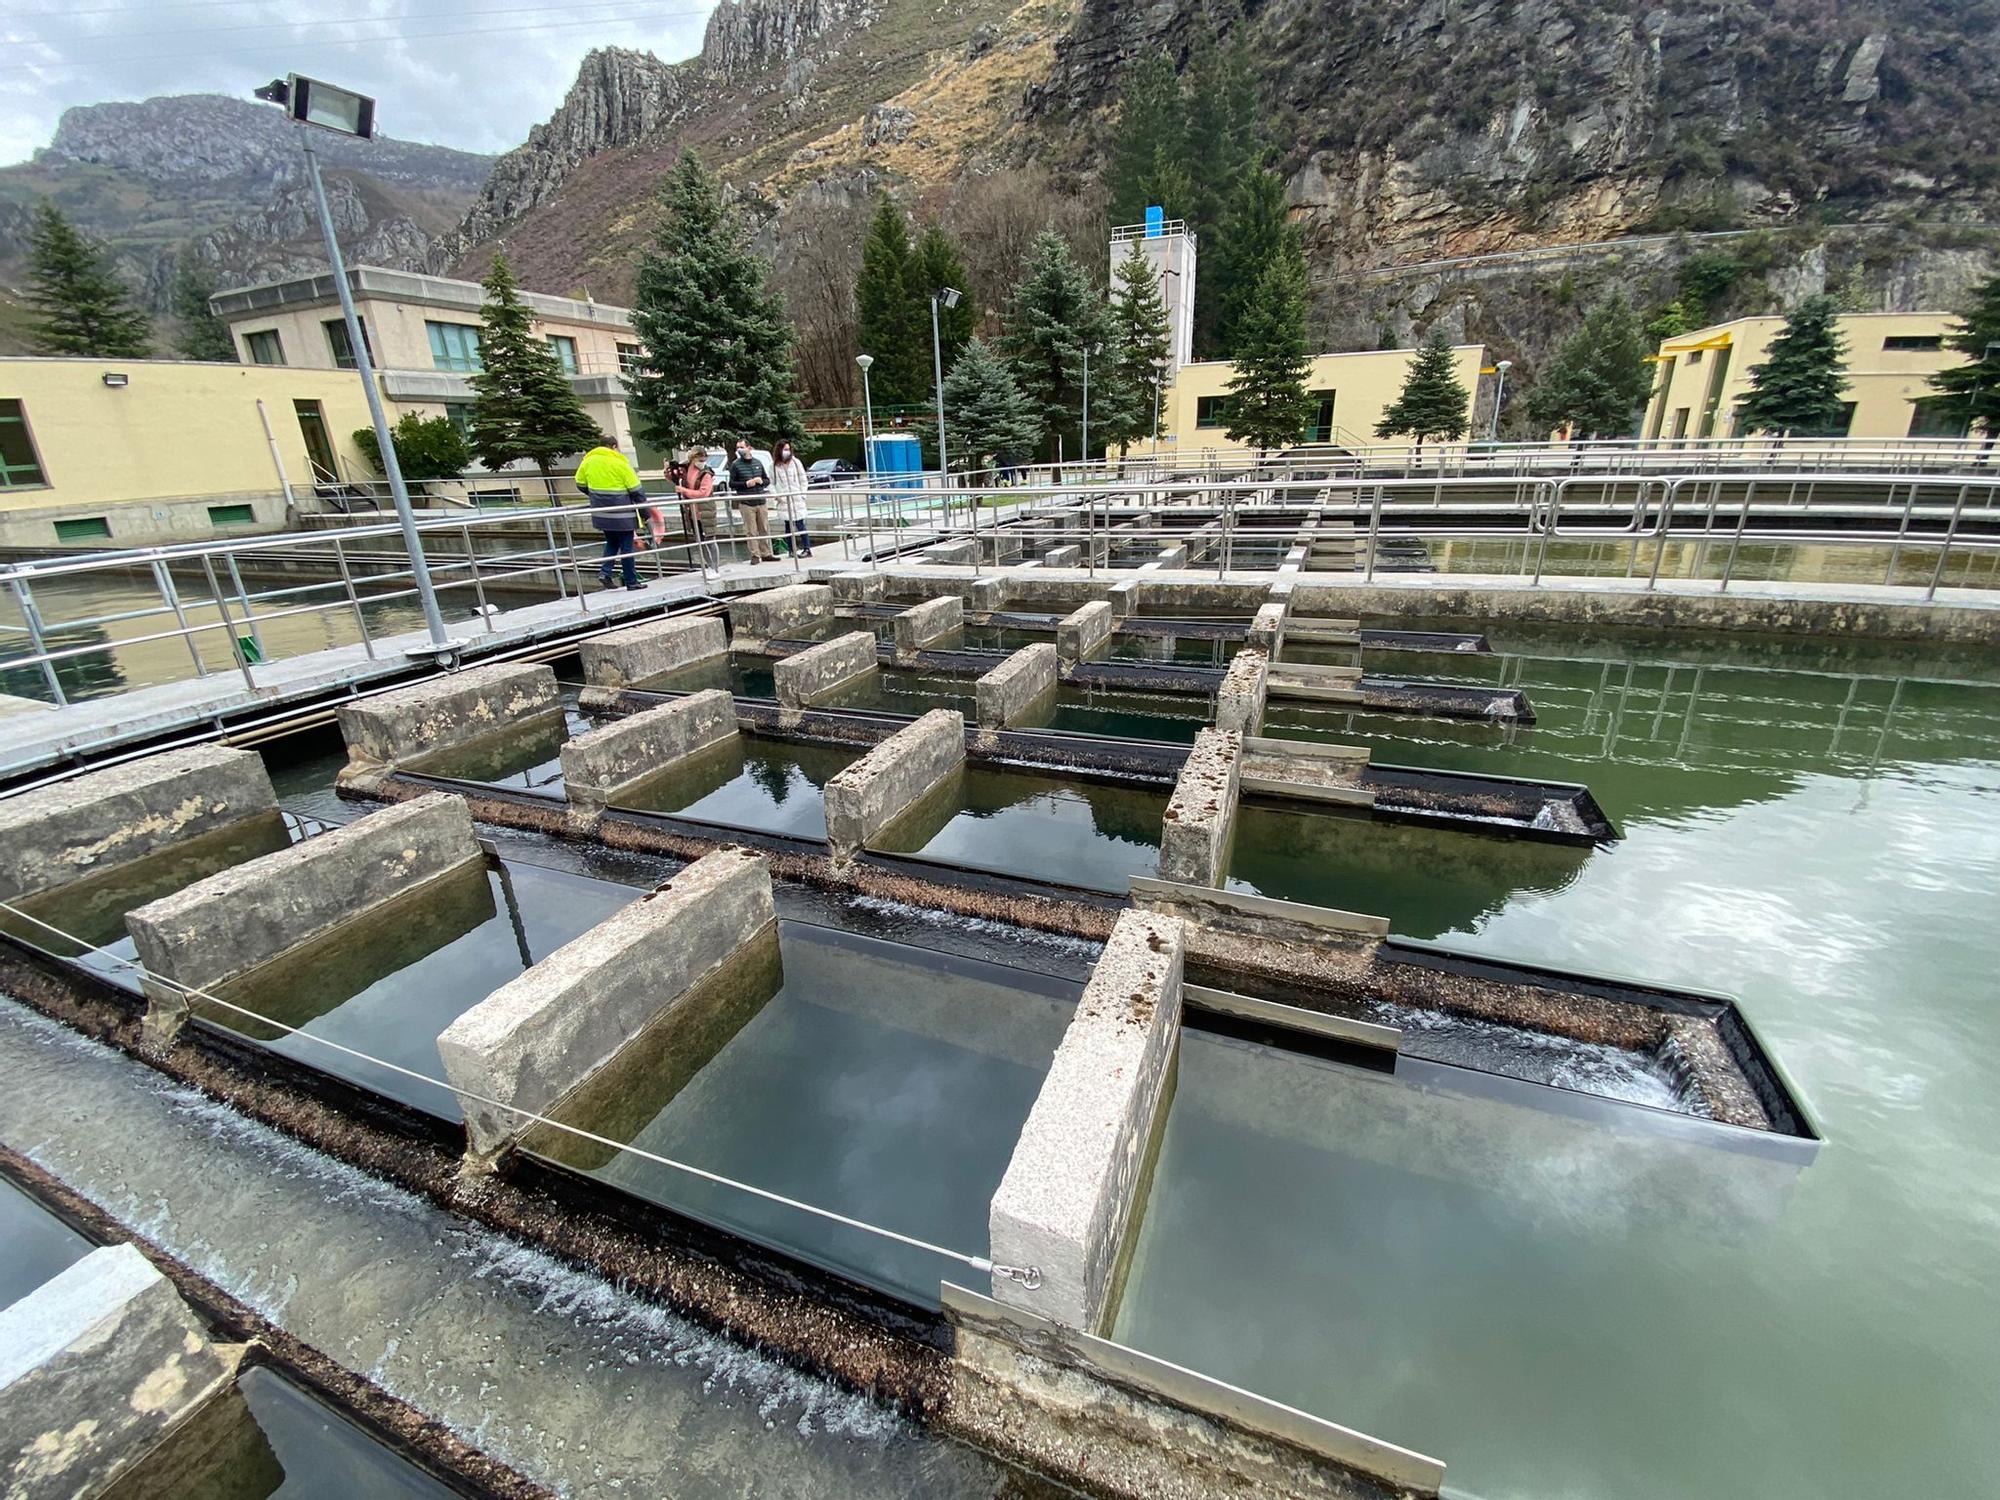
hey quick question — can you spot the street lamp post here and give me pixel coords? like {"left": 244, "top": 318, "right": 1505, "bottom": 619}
{"left": 1081, "top": 342, "right": 1102, "bottom": 472}
{"left": 856, "top": 353, "right": 878, "bottom": 569}
{"left": 1489, "top": 359, "right": 1512, "bottom": 444}
{"left": 929, "top": 287, "right": 962, "bottom": 528}
{"left": 255, "top": 74, "right": 449, "bottom": 656}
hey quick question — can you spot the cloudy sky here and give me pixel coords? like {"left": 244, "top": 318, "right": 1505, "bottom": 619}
{"left": 1, "top": 0, "right": 722, "bottom": 165}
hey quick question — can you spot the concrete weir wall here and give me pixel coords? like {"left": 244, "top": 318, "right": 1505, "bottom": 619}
{"left": 338, "top": 662, "right": 559, "bottom": 772}
{"left": 729, "top": 583, "right": 833, "bottom": 642}
{"left": 0, "top": 1244, "right": 242, "bottom": 1500}
{"left": 126, "top": 792, "right": 482, "bottom": 1024}
{"left": 988, "top": 909, "right": 1186, "bottom": 1330}
{"left": 1056, "top": 601, "right": 1114, "bottom": 668}
{"left": 773, "top": 630, "right": 877, "bottom": 708}
{"left": 823, "top": 708, "right": 966, "bottom": 860}
{"left": 1160, "top": 729, "right": 1243, "bottom": 887}
{"left": 893, "top": 595, "right": 963, "bottom": 652}
{"left": 977, "top": 644, "right": 1058, "bottom": 729}
{"left": 437, "top": 847, "right": 776, "bottom": 1163}
{"left": 1213, "top": 648, "right": 1270, "bottom": 734}
{"left": 1246, "top": 599, "right": 1289, "bottom": 654}
{"left": 579, "top": 613, "right": 726, "bottom": 689}
{"left": 0, "top": 745, "right": 276, "bottom": 904}
{"left": 1041, "top": 544, "right": 1081, "bottom": 568}
{"left": 560, "top": 688, "right": 737, "bottom": 810}
{"left": 882, "top": 571, "right": 1005, "bottom": 611}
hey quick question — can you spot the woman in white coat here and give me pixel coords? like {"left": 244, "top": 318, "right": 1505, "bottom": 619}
{"left": 769, "top": 438, "right": 812, "bottom": 557}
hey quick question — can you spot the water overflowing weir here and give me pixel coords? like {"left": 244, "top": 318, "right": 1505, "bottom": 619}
{"left": 1, "top": 566, "right": 1899, "bottom": 1500}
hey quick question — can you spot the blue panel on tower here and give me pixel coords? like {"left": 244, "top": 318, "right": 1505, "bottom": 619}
{"left": 1145, "top": 205, "right": 1164, "bottom": 237}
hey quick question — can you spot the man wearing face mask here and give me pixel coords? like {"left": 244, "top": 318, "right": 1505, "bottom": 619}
{"left": 727, "top": 436, "right": 775, "bottom": 563}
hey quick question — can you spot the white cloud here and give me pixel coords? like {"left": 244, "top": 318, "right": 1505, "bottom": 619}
{"left": 0, "top": 0, "right": 720, "bottom": 165}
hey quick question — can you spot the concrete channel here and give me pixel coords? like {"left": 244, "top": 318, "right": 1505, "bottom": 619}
{"left": 5, "top": 543, "right": 1956, "bottom": 1500}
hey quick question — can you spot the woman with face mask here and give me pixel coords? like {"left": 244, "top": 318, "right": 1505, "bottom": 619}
{"left": 768, "top": 438, "right": 812, "bottom": 557}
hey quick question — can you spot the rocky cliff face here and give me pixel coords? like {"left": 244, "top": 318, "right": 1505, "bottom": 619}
{"left": 704, "top": 0, "right": 882, "bottom": 77}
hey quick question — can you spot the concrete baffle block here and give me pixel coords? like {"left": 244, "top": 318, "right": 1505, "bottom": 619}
{"left": 828, "top": 572, "right": 885, "bottom": 603}
{"left": 823, "top": 709, "right": 965, "bottom": 861}
{"left": 892, "top": 595, "right": 963, "bottom": 653}
{"left": 338, "top": 662, "right": 559, "bottom": 772}
{"left": 988, "top": 909, "right": 1186, "bottom": 1329}
{"left": 560, "top": 689, "right": 737, "bottom": 810}
{"left": 966, "top": 576, "right": 1005, "bottom": 612}
{"left": 922, "top": 540, "right": 980, "bottom": 566}
{"left": 1159, "top": 728, "right": 1243, "bottom": 887}
{"left": 1107, "top": 579, "right": 1138, "bottom": 617}
{"left": 1150, "top": 544, "right": 1188, "bottom": 569}
{"left": 437, "top": 848, "right": 776, "bottom": 1163}
{"left": 1213, "top": 647, "right": 1270, "bottom": 734}
{"left": 1056, "top": 601, "right": 1114, "bottom": 668}
{"left": 0, "top": 746, "right": 276, "bottom": 905}
{"left": 579, "top": 614, "right": 726, "bottom": 689}
{"left": 729, "top": 583, "right": 833, "bottom": 642}
{"left": 0, "top": 1244, "right": 241, "bottom": 1500}
{"left": 984, "top": 532, "right": 1023, "bottom": 566}
{"left": 126, "top": 792, "right": 483, "bottom": 1022}
{"left": 976, "top": 645, "right": 1058, "bottom": 729}
{"left": 773, "top": 630, "right": 878, "bottom": 708}
{"left": 1041, "top": 544, "right": 1081, "bottom": 569}
{"left": 1245, "top": 600, "right": 1289, "bottom": 655}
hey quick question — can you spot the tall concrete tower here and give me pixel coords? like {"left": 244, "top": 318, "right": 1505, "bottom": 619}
{"left": 1109, "top": 207, "right": 1197, "bottom": 374}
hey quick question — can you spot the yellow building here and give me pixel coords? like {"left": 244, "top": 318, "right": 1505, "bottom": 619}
{"left": 0, "top": 358, "right": 376, "bottom": 550}
{"left": 1142, "top": 345, "right": 1490, "bottom": 460}
{"left": 211, "top": 266, "right": 641, "bottom": 469}
{"left": 1646, "top": 312, "right": 1969, "bottom": 441}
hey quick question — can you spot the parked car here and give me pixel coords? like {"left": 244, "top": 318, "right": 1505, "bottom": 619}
{"left": 807, "top": 458, "right": 861, "bottom": 488}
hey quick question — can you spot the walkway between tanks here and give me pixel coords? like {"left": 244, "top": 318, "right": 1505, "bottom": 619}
{"left": 0, "top": 997, "right": 1049, "bottom": 1499}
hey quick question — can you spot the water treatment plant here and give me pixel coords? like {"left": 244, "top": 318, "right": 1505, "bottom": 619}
{"left": 2, "top": 461, "right": 1997, "bottom": 1500}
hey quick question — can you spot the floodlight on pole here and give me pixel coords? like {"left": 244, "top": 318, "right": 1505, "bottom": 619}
{"left": 1081, "top": 342, "right": 1102, "bottom": 468}
{"left": 255, "top": 74, "right": 450, "bottom": 656}
{"left": 930, "top": 288, "right": 962, "bottom": 524}
{"left": 856, "top": 354, "right": 879, "bottom": 564}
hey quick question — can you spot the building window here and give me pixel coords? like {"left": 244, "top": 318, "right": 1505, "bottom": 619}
{"left": 1684, "top": 349, "right": 1704, "bottom": 366}
{"left": 0, "top": 400, "right": 48, "bottom": 489}
{"left": 244, "top": 329, "right": 286, "bottom": 366}
{"left": 207, "top": 503, "right": 258, "bottom": 527}
{"left": 1670, "top": 407, "right": 1691, "bottom": 439}
{"left": 617, "top": 341, "right": 642, "bottom": 376}
{"left": 426, "top": 321, "right": 483, "bottom": 373}
{"left": 546, "top": 335, "right": 580, "bottom": 375}
{"left": 324, "top": 317, "right": 373, "bottom": 369}
{"left": 1907, "top": 396, "right": 1971, "bottom": 438}
{"left": 1883, "top": 334, "right": 1944, "bottom": 352}
{"left": 54, "top": 517, "right": 111, "bottom": 543}
{"left": 443, "top": 403, "right": 476, "bottom": 441}
{"left": 1195, "top": 395, "right": 1233, "bottom": 429}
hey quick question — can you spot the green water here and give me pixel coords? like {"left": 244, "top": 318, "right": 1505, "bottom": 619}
{"left": 407, "top": 704, "right": 599, "bottom": 790}
{"left": 0, "top": 1172, "right": 90, "bottom": 1308}
{"left": 641, "top": 654, "right": 776, "bottom": 699}
{"left": 204, "top": 858, "right": 630, "bottom": 1118}
{"left": 538, "top": 921, "right": 1077, "bottom": 1305}
{"left": 1121, "top": 622, "right": 2000, "bottom": 1500}
{"left": 1021, "top": 682, "right": 1211, "bottom": 743}
{"left": 872, "top": 764, "right": 1167, "bottom": 893}
{"left": 613, "top": 734, "right": 856, "bottom": 839}
{"left": 820, "top": 666, "right": 979, "bottom": 719}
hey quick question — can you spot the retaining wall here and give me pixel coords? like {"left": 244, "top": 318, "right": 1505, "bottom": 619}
{"left": 338, "top": 662, "right": 559, "bottom": 772}
{"left": 1159, "top": 729, "right": 1243, "bottom": 887}
{"left": 437, "top": 848, "right": 776, "bottom": 1162}
{"left": 560, "top": 689, "right": 737, "bottom": 810}
{"left": 1056, "top": 601, "right": 1114, "bottom": 667}
{"left": 988, "top": 908, "right": 1186, "bottom": 1329}
{"left": 976, "top": 645, "right": 1058, "bottom": 729}
{"left": 893, "top": 595, "right": 963, "bottom": 652}
{"left": 0, "top": 1244, "right": 241, "bottom": 1500}
{"left": 0, "top": 746, "right": 276, "bottom": 904}
{"left": 773, "top": 631, "right": 878, "bottom": 708}
{"left": 578, "top": 614, "right": 726, "bottom": 689}
{"left": 823, "top": 708, "right": 965, "bottom": 860}
{"left": 1213, "top": 649, "right": 1270, "bottom": 734}
{"left": 126, "top": 792, "right": 482, "bottom": 1025}
{"left": 729, "top": 583, "right": 834, "bottom": 641}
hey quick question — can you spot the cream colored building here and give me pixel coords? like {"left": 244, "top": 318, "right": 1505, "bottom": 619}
{"left": 1646, "top": 312, "right": 1970, "bottom": 441}
{"left": 211, "top": 266, "right": 641, "bottom": 473}
{"left": 1138, "top": 345, "right": 1490, "bottom": 460}
{"left": 0, "top": 357, "right": 377, "bottom": 550}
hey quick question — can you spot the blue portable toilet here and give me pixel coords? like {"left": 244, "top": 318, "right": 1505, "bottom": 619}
{"left": 866, "top": 432, "right": 923, "bottom": 491}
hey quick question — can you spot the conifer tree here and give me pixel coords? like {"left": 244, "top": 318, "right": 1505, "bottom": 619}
{"left": 1103, "top": 241, "right": 1173, "bottom": 454}
{"left": 1001, "top": 231, "right": 1111, "bottom": 461}
{"left": 1183, "top": 10, "right": 1262, "bottom": 356}
{"left": 854, "top": 196, "right": 926, "bottom": 405}
{"left": 26, "top": 202, "right": 152, "bottom": 358}
{"left": 914, "top": 221, "right": 977, "bottom": 368}
{"left": 1376, "top": 330, "right": 1471, "bottom": 447}
{"left": 469, "top": 253, "right": 604, "bottom": 499}
{"left": 168, "top": 257, "right": 237, "bottom": 362}
{"left": 1224, "top": 242, "right": 1314, "bottom": 455}
{"left": 626, "top": 151, "right": 805, "bottom": 453}
{"left": 1214, "top": 168, "right": 1292, "bottom": 359}
{"left": 1526, "top": 294, "right": 1653, "bottom": 439}
{"left": 1926, "top": 272, "right": 2000, "bottom": 438}
{"left": 1105, "top": 54, "right": 1189, "bottom": 225}
{"left": 1734, "top": 295, "right": 1850, "bottom": 435}
{"left": 942, "top": 338, "right": 1042, "bottom": 472}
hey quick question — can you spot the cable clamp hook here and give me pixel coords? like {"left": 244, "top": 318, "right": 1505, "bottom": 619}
{"left": 991, "top": 1263, "right": 1042, "bottom": 1291}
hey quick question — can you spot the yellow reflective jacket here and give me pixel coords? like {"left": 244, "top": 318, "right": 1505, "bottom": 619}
{"left": 574, "top": 446, "right": 640, "bottom": 494}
